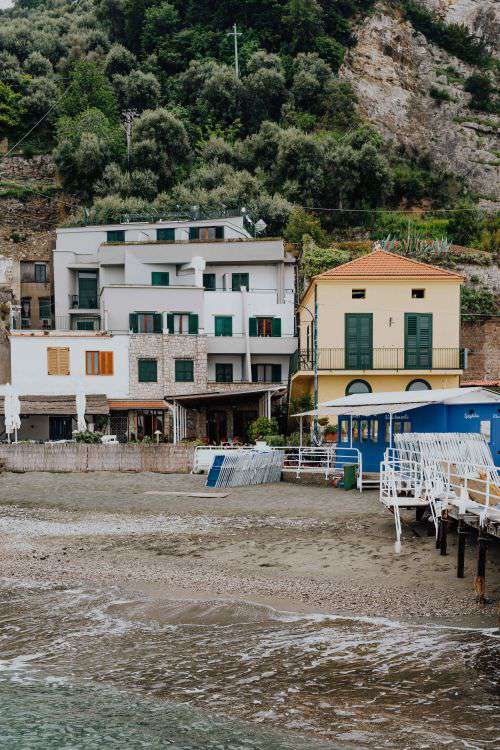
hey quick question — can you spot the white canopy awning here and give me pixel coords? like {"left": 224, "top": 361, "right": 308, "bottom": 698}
{"left": 294, "top": 402, "right": 432, "bottom": 418}
{"left": 292, "top": 387, "right": 500, "bottom": 419}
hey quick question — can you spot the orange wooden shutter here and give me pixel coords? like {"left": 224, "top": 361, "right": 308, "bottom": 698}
{"left": 99, "top": 351, "right": 114, "bottom": 375}
{"left": 47, "top": 347, "right": 70, "bottom": 375}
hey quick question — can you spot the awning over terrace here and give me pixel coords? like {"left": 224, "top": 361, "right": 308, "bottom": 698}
{"left": 0, "top": 394, "right": 109, "bottom": 415}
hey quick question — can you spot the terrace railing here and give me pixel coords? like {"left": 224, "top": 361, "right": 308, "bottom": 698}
{"left": 297, "top": 347, "right": 464, "bottom": 371}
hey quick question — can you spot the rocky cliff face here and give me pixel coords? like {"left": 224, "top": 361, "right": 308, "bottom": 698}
{"left": 341, "top": 2, "right": 499, "bottom": 200}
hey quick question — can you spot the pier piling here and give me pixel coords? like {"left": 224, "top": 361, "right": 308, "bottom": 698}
{"left": 439, "top": 512, "right": 448, "bottom": 556}
{"left": 457, "top": 519, "right": 466, "bottom": 578}
{"left": 474, "top": 531, "right": 487, "bottom": 603}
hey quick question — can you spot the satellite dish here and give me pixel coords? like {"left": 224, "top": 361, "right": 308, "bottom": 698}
{"left": 254, "top": 219, "right": 267, "bottom": 234}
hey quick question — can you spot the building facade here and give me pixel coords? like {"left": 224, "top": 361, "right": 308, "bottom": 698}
{"left": 290, "top": 249, "right": 465, "bottom": 406}
{"left": 4, "top": 214, "right": 297, "bottom": 443}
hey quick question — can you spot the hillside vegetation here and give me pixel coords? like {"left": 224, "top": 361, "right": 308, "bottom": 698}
{"left": 0, "top": 0, "right": 498, "bottom": 253}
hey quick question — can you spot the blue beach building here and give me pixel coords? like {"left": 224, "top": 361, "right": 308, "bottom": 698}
{"left": 308, "top": 388, "right": 500, "bottom": 471}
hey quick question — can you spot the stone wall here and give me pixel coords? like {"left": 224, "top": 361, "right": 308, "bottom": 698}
{"left": 0, "top": 155, "right": 56, "bottom": 181}
{"left": 0, "top": 329, "right": 11, "bottom": 384}
{"left": 461, "top": 318, "right": 500, "bottom": 381}
{"left": 0, "top": 443, "right": 195, "bottom": 473}
{"left": 129, "top": 334, "right": 208, "bottom": 398}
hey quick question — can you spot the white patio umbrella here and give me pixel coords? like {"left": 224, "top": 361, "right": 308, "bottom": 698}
{"left": 75, "top": 390, "right": 87, "bottom": 433}
{"left": 4, "top": 383, "right": 14, "bottom": 444}
{"left": 11, "top": 391, "right": 21, "bottom": 443}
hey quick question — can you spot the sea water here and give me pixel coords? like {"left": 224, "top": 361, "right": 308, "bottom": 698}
{"left": 0, "top": 580, "right": 498, "bottom": 749}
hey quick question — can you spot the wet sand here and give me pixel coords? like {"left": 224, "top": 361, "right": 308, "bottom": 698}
{"left": 0, "top": 471, "right": 499, "bottom": 626}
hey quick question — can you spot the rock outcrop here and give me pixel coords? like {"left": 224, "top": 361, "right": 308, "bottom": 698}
{"left": 341, "top": 3, "right": 499, "bottom": 199}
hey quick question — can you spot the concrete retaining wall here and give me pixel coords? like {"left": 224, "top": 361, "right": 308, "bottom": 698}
{"left": 0, "top": 443, "right": 195, "bottom": 473}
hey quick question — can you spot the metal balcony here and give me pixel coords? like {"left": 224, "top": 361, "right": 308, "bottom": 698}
{"left": 296, "top": 347, "right": 464, "bottom": 371}
{"left": 69, "top": 294, "right": 98, "bottom": 310}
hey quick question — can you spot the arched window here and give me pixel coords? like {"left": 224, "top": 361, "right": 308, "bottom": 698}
{"left": 345, "top": 379, "right": 372, "bottom": 396}
{"left": 406, "top": 379, "right": 431, "bottom": 391}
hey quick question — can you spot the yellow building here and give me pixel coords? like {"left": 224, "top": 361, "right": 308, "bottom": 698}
{"left": 291, "top": 249, "right": 464, "bottom": 404}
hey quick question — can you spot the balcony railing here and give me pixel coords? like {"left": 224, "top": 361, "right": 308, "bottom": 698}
{"left": 69, "top": 294, "right": 98, "bottom": 310}
{"left": 297, "top": 348, "right": 464, "bottom": 371}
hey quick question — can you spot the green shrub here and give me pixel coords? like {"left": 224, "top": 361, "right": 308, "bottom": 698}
{"left": 74, "top": 430, "right": 103, "bottom": 443}
{"left": 464, "top": 74, "right": 498, "bottom": 113}
{"left": 265, "top": 434, "right": 286, "bottom": 447}
{"left": 461, "top": 284, "right": 498, "bottom": 321}
{"left": 429, "top": 86, "right": 452, "bottom": 103}
{"left": 288, "top": 431, "right": 311, "bottom": 446}
{"left": 248, "top": 417, "right": 279, "bottom": 442}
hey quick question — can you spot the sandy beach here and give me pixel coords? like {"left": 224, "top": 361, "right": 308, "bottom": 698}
{"left": 0, "top": 471, "right": 498, "bottom": 627}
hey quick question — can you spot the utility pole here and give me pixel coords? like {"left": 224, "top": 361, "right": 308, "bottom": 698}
{"left": 227, "top": 23, "right": 242, "bottom": 78}
{"left": 122, "top": 110, "right": 138, "bottom": 171}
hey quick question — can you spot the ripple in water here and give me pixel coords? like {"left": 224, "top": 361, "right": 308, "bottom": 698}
{"left": 0, "top": 581, "right": 498, "bottom": 749}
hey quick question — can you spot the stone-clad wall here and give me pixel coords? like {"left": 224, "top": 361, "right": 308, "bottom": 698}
{"left": 0, "top": 155, "right": 56, "bottom": 181}
{"left": 461, "top": 318, "right": 500, "bottom": 381}
{"left": 0, "top": 443, "right": 195, "bottom": 473}
{"left": 129, "top": 334, "right": 208, "bottom": 398}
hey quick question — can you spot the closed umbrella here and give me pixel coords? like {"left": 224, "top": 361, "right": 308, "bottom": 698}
{"left": 11, "top": 391, "right": 21, "bottom": 443}
{"left": 4, "top": 384, "right": 13, "bottom": 444}
{"left": 76, "top": 391, "right": 87, "bottom": 433}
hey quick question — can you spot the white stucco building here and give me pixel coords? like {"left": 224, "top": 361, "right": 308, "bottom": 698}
{"left": 4, "top": 213, "right": 298, "bottom": 442}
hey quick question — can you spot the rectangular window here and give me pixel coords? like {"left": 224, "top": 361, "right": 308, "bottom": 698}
{"left": 203, "top": 273, "right": 216, "bottom": 291}
{"left": 352, "top": 421, "right": 359, "bottom": 441}
{"left": 249, "top": 317, "right": 281, "bottom": 337}
{"left": 352, "top": 289, "right": 366, "bottom": 299}
{"left": 412, "top": 289, "right": 425, "bottom": 299}
{"left": 189, "top": 226, "right": 224, "bottom": 240}
{"left": 360, "top": 419, "right": 369, "bottom": 441}
{"left": 340, "top": 419, "right": 348, "bottom": 443}
{"left": 175, "top": 359, "right": 194, "bottom": 382}
{"left": 214, "top": 316, "right": 232, "bottom": 337}
{"left": 156, "top": 228, "right": 175, "bottom": 241}
{"left": 404, "top": 313, "right": 433, "bottom": 369}
{"left": 85, "top": 351, "right": 114, "bottom": 375}
{"left": 370, "top": 419, "right": 379, "bottom": 443}
{"left": 76, "top": 320, "right": 96, "bottom": 331}
{"left": 129, "top": 312, "right": 162, "bottom": 333}
{"left": 345, "top": 313, "right": 373, "bottom": 369}
{"left": 34, "top": 263, "right": 47, "bottom": 283}
{"left": 215, "top": 363, "right": 233, "bottom": 383}
{"left": 77, "top": 271, "right": 98, "bottom": 309}
{"left": 166, "top": 313, "right": 198, "bottom": 334}
{"left": 106, "top": 230, "right": 125, "bottom": 243}
{"left": 38, "top": 297, "right": 52, "bottom": 319}
{"left": 47, "top": 346, "right": 70, "bottom": 375}
{"left": 151, "top": 272, "right": 170, "bottom": 286}
{"left": 385, "top": 421, "right": 391, "bottom": 443}
{"left": 232, "top": 273, "right": 249, "bottom": 291}
{"left": 251, "top": 363, "right": 282, "bottom": 382}
{"left": 138, "top": 359, "right": 158, "bottom": 383}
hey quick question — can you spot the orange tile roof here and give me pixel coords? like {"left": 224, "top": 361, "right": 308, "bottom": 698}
{"left": 109, "top": 400, "right": 169, "bottom": 410}
{"left": 316, "top": 249, "right": 464, "bottom": 280}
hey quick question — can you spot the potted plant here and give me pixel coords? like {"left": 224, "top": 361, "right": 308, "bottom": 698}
{"left": 323, "top": 424, "right": 338, "bottom": 443}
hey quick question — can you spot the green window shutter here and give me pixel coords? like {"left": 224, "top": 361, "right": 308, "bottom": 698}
{"left": 203, "top": 273, "right": 216, "bottom": 291}
{"left": 215, "top": 226, "right": 224, "bottom": 239}
{"left": 77, "top": 321, "right": 94, "bottom": 331}
{"left": 175, "top": 359, "right": 194, "bottom": 382}
{"left": 152, "top": 272, "right": 169, "bottom": 286}
{"left": 345, "top": 314, "right": 372, "bottom": 369}
{"left": 216, "top": 363, "right": 233, "bottom": 383}
{"left": 249, "top": 317, "right": 257, "bottom": 337}
{"left": 271, "top": 318, "right": 281, "bottom": 337}
{"left": 405, "top": 313, "right": 432, "bottom": 369}
{"left": 129, "top": 313, "right": 138, "bottom": 333}
{"left": 271, "top": 364, "right": 281, "bottom": 382}
{"left": 232, "top": 273, "right": 249, "bottom": 291}
{"left": 156, "top": 228, "right": 175, "bottom": 241}
{"left": 138, "top": 359, "right": 158, "bottom": 383}
{"left": 251, "top": 364, "right": 257, "bottom": 382}
{"left": 215, "top": 316, "right": 232, "bottom": 336}
{"left": 153, "top": 313, "right": 163, "bottom": 333}
{"left": 188, "top": 313, "right": 199, "bottom": 334}
{"left": 107, "top": 230, "right": 125, "bottom": 243}
{"left": 189, "top": 227, "right": 197, "bottom": 240}
{"left": 166, "top": 313, "right": 174, "bottom": 334}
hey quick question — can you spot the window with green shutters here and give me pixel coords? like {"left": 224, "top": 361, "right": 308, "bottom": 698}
{"left": 138, "top": 359, "right": 158, "bottom": 382}
{"left": 251, "top": 364, "right": 282, "bottom": 382}
{"left": 404, "top": 313, "right": 433, "bottom": 368}
{"left": 214, "top": 316, "right": 232, "bottom": 336}
{"left": 151, "top": 272, "right": 170, "bottom": 286}
{"left": 166, "top": 313, "right": 198, "bottom": 334}
{"left": 215, "top": 363, "right": 233, "bottom": 383}
{"left": 106, "top": 230, "right": 125, "bottom": 243}
{"left": 129, "top": 312, "right": 162, "bottom": 333}
{"left": 175, "top": 359, "right": 194, "bottom": 382}
{"left": 203, "top": 273, "right": 216, "bottom": 291}
{"left": 156, "top": 228, "right": 175, "bottom": 241}
{"left": 344, "top": 313, "right": 373, "bottom": 369}
{"left": 38, "top": 297, "right": 52, "bottom": 319}
{"left": 249, "top": 317, "right": 281, "bottom": 337}
{"left": 76, "top": 320, "right": 95, "bottom": 331}
{"left": 232, "top": 273, "right": 249, "bottom": 291}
